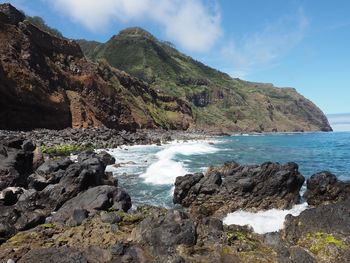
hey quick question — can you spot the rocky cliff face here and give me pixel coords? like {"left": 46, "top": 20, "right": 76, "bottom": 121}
{"left": 0, "top": 4, "right": 192, "bottom": 131}
{"left": 79, "top": 27, "right": 332, "bottom": 132}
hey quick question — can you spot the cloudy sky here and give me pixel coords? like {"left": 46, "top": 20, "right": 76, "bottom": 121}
{"left": 2, "top": 0, "right": 350, "bottom": 114}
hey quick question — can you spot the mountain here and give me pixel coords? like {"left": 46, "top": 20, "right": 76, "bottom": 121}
{"left": 0, "top": 4, "right": 192, "bottom": 131}
{"left": 78, "top": 27, "right": 332, "bottom": 132}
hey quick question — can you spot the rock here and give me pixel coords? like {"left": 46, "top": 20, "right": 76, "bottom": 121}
{"left": 83, "top": 246, "right": 112, "bottom": 263}
{"left": 111, "top": 241, "right": 127, "bottom": 256}
{"left": 52, "top": 186, "right": 131, "bottom": 223}
{"left": 0, "top": 3, "right": 25, "bottom": 25}
{"left": 18, "top": 247, "right": 88, "bottom": 263}
{"left": 67, "top": 209, "right": 88, "bottom": 226}
{"left": 174, "top": 161, "right": 305, "bottom": 216}
{"left": 0, "top": 139, "right": 34, "bottom": 190}
{"left": 303, "top": 171, "right": 350, "bottom": 206}
{"left": 289, "top": 246, "right": 316, "bottom": 263}
{"left": 32, "top": 147, "right": 44, "bottom": 170}
{"left": 132, "top": 209, "right": 196, "bottom": 256}
{"left": 282, "top": 199, "right": 350, "bottom": 262}
{"left": 0, "top": 147, "right": 128, "bottom": 242}
{"left": 36, "top": 157, "right": 73, "bottom": 174}
{"left": 21, "top": 140, "right": 35, "bottom": 152}
{"left": 97, "top": 151, "right": 116, "bottom": 166}
{"left": 101, "top": 211, "right": 121, "bottom": 224}
{"left": 0, "top": 188, "right": 19, "bottom": 206}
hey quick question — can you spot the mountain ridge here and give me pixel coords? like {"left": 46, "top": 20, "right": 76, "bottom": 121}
{"left": 0, "top": 3, "right": 332, "bottom": 132}
{"left": 78, "top": 27, "right": 332, "bottom": 132}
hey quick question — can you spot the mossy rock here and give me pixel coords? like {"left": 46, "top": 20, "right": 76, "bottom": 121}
{"left": 41, "top": 144, "right": 94, "bottom": 157}
{"left": 298, "top": 232, "right": 347, "bottom": 257}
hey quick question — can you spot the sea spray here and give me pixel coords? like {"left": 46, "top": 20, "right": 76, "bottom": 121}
{"left": 223, "top": 202, "right": 308, "bottom": 234}
{"left": 140, "top": 141, "right": 219, "bottom": 185}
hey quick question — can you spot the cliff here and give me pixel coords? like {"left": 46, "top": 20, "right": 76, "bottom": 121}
{"left": 79, "top": 27, "right": 332, "bottom": 132}
{"left": 0, "top": 4, "right": 192, "bottom": 131}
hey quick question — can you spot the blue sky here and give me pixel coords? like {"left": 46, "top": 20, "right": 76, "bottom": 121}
{"left": 2, "top": 0, "right": 350, "bottom": 114}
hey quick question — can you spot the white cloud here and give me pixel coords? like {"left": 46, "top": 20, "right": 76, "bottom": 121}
{"left": 47, "top": 0, "right": 222, "bottom": 52}
{"left": 221, "top": 9, "right": 308, "bottom": 78}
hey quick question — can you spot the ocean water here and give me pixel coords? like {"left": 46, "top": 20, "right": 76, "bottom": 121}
{"left": 104, "top": 131, "right": 350, "bottom": 233}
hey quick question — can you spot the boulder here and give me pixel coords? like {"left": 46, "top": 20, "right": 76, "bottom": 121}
{"left": 303, "top": 171, "right": 350, "bottom": 206}
{"left": 0, "top": 149, "right": 124, "bottom": 242}
{"left": 132, "top": 209, "right": 196, "bottom": 256}
{"left": 52, "top": 185, "right": 131, "bottom": 223}
{"left": 18, "top": 247, "right": 88, "bottom": 263}
{"left": 174, "top": 161, "right": 305, "bottom": 216}
{"left": 97, "top": 151, "right": 116, "bottom": 166}
{"left": 0, "top": 139, "right": 34, "bottom": 190}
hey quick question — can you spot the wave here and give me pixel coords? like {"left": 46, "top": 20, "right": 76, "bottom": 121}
{"left": 140, "top": 141, "right": 219, "bottom": 185}
{"left": 223, "top": 202, "right": 308, "bottom": 234}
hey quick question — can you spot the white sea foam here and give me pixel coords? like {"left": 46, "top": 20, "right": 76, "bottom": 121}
{"left": 223, "top": 202, "right": 308, "bottom": 234}
{"left": 140, "top": 141, "right": 219, "bottom": 185}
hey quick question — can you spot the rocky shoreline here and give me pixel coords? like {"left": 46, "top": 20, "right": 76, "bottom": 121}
{"left": 0, "top": 128, "right": 214, "bottom": 155}
{"left": 0, "top": 135, "right": 349, "bottom": 262}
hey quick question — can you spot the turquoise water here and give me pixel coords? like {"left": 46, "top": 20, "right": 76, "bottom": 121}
{"left": 106, "top": 132, "right": 350, "bottom": 208}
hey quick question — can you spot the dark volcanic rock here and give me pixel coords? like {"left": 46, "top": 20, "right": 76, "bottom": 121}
{"left": 132, "top": 209, "right": 197, "bottom": 257}
{"left": 52, "top": 185, "right": 131, "bottom": 223}
{"left": 97, "top": 151, "right": 116, "bottom": 166}
{"left": 0, "top": 138, "right": 34, "bottom": 191}
{"left": 174, "top": 161, "right": 305, "bottom": 216}
{"left": 303, "top": 171, "right": 350, "bottom": 206}
{"left": 282, "top": 199, "right": 350, "bottom": 262}
{"left": 0, "top": 3, "right": 25, "bottom": 25}
{"left": 18, "top": 247, "right": 88, "bottom": 263}
{"left": 0, "top": 147, "right": 127, "bottom": 242}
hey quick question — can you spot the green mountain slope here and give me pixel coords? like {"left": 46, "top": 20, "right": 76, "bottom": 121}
{"left": 78, "top": 27, "right": 332, "bottom": 133}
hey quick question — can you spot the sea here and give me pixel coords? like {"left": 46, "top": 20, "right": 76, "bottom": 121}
{"left": 102, "top": 113, "right": 350, "bottom": 234}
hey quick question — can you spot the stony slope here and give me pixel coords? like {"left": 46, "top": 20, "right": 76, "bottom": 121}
{"left": 0, "top": 4, "right": 192, "bottom": 131}
{"left": 79, "top": 27, "right": 332, "bottom": 132}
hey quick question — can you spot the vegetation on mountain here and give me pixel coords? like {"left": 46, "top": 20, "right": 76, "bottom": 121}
{"left": 78, "top": 27, "right": 332, "bottom": 132}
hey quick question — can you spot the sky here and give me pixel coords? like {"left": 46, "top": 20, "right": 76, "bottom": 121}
{"left": 2, "top": 0, "right": 350, "bottom": 114}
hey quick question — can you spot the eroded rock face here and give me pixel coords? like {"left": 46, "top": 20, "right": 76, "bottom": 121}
{"left": 174, "top": 161, "right": 305, "bottom": 216}
{"left": 303, "top": 171, "right": 350, "bottom": 206}
{"left": 0, "top": 4, "right": 192, "bottom": 131}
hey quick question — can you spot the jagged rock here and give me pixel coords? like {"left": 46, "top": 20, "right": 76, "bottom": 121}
{"left": 52, "top": 186, "right": 131, "bottom": 223}
{"left": 132, "top": 209, "right": 196, "bottom": 257}
{"left": 18, "top": 247, "right": 88, "bottom": 263}
{"left": 0, "top": 187, "right": 23, "bottom": 206}
{"left": 97, "top": 151, "right": 116, "bottom": 166}
{"left": 0, "top": 145, "right": 128, "bottom": 242}
{"left": 282, "top": 199, "right": 350, "bottom": 262}
{"left": 174, "top": 161, "right": 305, "bottom": 216}
{"left": 303, "top": 171, "right": 350, "bottom": 206}
{"left": 0, "top": 139, "right": 34, "bottom": 190}
{"left": 0, "top": 3, "right": 25, "bottom": 25}
{"left": 36, "top": 157, "right": 72, "bottom": 174}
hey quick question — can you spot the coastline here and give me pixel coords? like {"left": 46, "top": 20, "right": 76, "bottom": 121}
{"left": 0, "top": 131, "right": 349, "bottom": 262}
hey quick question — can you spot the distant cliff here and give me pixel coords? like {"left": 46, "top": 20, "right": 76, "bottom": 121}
{"left": 79, "top": 27, "right": 332, "bottom": 132}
